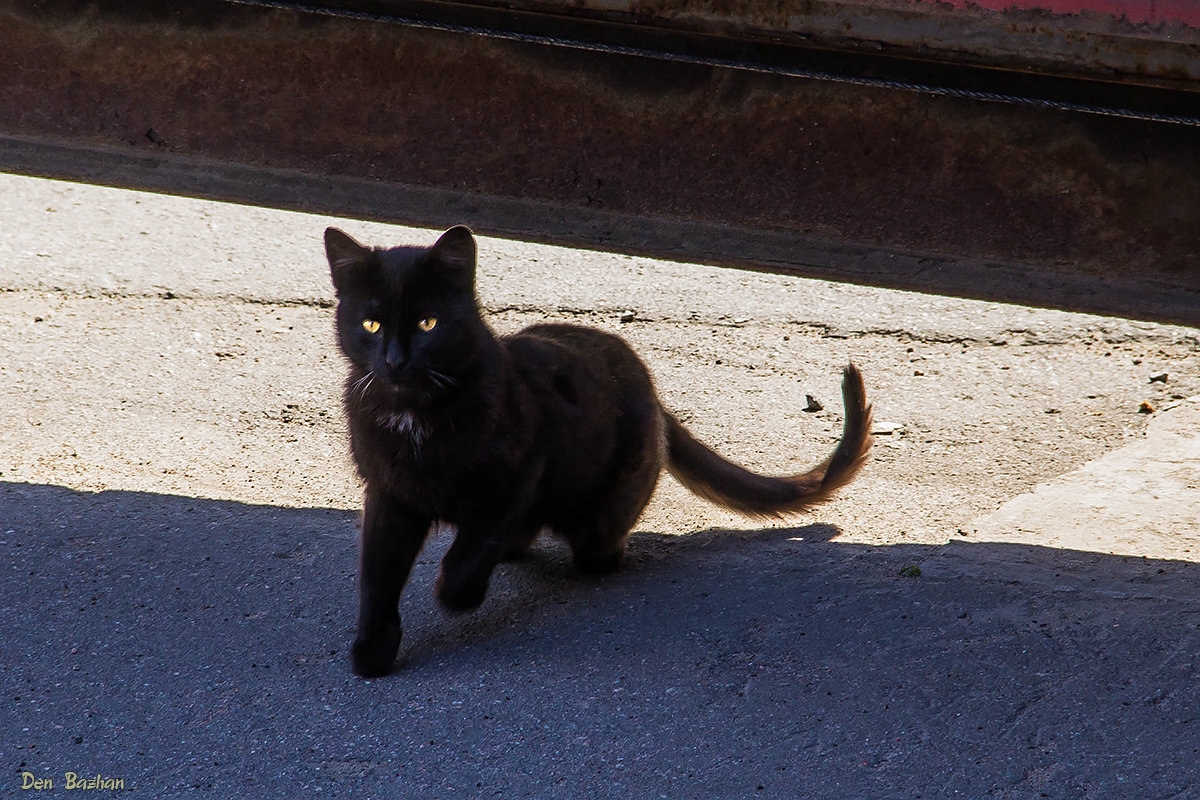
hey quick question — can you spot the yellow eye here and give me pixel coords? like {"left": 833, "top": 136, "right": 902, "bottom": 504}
{"left": 417, "top": 316, "right": 438, "bottom": 332}
{"left": 362, "top": 319, "right": 381, "bottom": 334}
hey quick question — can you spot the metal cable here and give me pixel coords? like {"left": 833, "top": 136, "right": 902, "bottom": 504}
{"left": 222, "top": 0, "right": 1200, "bottom": 127}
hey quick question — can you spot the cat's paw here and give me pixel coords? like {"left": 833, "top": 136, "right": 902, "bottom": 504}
{"left": 573, "top": 548, "right": 624, "bottom": 576}
{"left": 350, "top": 623, "right": 401, "bottom": 678}
{"left": 498, "top": 539, "right": 534, "bottom": 563}
{"left": 435, "top": 568, "right": 488, "bottom": 612}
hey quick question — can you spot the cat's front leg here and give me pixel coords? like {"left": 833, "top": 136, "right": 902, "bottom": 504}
{"left": 436, "top": 513, "right": 543, "bottom": 612}
{"left": 436, "top": 463, "right": 543, "bottom": 612}
{"left": 435, "top": 524, "right": 510, "bottom": 612}
{"left": 351, "top": 487, "right": 431, "bottom": 677}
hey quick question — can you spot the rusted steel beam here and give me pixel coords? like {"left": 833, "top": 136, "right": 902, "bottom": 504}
{"left": 455, "top": 0, "right": 1200, "bottom": 89}
{"left": 1, "top": 0, "right": 1199, "bottom": 325}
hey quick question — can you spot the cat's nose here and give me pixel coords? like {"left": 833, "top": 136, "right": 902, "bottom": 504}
{"left": 385, "top": 340, "right": 406, "bottom": 370}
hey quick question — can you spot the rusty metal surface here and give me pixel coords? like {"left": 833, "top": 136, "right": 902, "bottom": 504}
{"left": 416, "top": 0, "right": 1200, "bottom": 88}
{"left": 1, "top": 0, "right": 1199, "bottom": 324}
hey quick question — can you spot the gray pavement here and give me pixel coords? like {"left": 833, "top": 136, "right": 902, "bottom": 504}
{"left": 3, "top": 173, "right": 1200, "bottom": 798}
{"left": 5, "top": 482, "right": 1200, "bottom": 798}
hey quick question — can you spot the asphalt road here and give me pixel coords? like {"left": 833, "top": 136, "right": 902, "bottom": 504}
{"left": 3, "top": 173, "right": 1200, "bottom": 798}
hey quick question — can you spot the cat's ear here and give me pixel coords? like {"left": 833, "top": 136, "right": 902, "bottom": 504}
{"left": 325, "top": 227, "right": 373, "bottom": 295}
{"left": 430, "top": 225, "right": 477, "bottom": 285}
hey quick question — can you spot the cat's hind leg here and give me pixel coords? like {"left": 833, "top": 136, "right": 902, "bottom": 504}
{"left": 565, "top": 406, "right": 665, "bottom": 575}
{"left": 564, "top": 474, "right": 656, "bottom": 574}
{"left": 568, "top": 529, "right": 629, "bottom": 575}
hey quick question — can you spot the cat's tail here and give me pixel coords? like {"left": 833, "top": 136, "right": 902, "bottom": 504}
{"left": 664, "top": 363, "right": 872, "bottom": 517}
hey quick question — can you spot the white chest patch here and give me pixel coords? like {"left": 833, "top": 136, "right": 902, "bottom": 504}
{"left": 378, "top": 411, "right": 428, "bottom": 449}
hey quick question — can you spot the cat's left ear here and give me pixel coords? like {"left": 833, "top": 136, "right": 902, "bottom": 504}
{"left": 325, "top": 227, "right": 373, "bottom": 295}
{"left": 430, "top": 225, "right": 477, "bottom": 286}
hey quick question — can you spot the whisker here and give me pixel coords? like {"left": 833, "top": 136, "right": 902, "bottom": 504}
{"left": 427, "top": 369, "right": 457, "bottom": 389}
{"left": 351, "top": 371, "right": 375, "bottom": 402}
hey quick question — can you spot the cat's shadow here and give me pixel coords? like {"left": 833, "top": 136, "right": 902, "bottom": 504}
{"left": 396, "top": 522, "right": 842, "bottom": 669}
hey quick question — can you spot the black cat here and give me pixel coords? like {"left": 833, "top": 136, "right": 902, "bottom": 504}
{"left": 325, "top": 225, "right": 873, "bottom": 677}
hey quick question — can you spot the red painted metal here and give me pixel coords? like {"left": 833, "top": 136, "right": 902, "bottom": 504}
{"left": 926, "top": 0, "right": 1200, "bottom": 27}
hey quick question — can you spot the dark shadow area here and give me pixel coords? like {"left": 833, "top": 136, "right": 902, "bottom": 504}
{"left": 395, "top": 521, "right": 845, "bottom": 667}
{"left": 4, "top": 481, "right": 1199, "bottom": 797}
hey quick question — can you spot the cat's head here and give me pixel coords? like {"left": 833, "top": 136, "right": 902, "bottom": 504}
{"left": 325, "top": 225, "right": 488, "bottom": 408}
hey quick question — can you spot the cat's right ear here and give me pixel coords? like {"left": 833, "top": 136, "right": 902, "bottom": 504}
{"left": 325, "top": 227, "right": 372, "bottom": 295}
{"left": 430, "top": 225, "right": 477, "bottom": 288}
